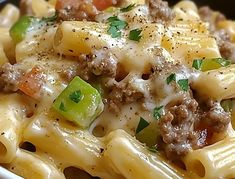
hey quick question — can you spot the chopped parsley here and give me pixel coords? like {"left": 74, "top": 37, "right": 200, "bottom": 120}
{"left": 107, "top": 16, "right": 127, "bottom": 38}
{"left": 136, "top": 117, "right": 149, "bottom": 134}
{"left": 129, "top": 28, "right": 142, "bottom": 42}
{"left": 59, "top": 102, "right": 66, "bottom": 111}
{"left": 148, "top": 145, "right": 158, "bottom": 153}
{"left": 192, "top": 59, "right": 203, "bottom": 70}
{"left": 69, "top": 90, "right": 82, "bottom": 103}
{"left": 153, "top": 106, "right": 164, "bottom": 120}
{"left": 177, "top": 79, "right": 189, "bottom": 91}
{"left": 166, "top": 73, "right": 176, "bottom": 84}
{"left": 120, "top": 4, "right": 135, "bottom": 12}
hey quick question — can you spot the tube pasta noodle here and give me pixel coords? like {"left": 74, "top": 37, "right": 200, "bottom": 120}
{"left": 0, "top": 43, "right": 8, "bottom": 65}
{"left": 54, "top": 21, "right": 116, "bottom": 56}
{"left": 32, "top": 0, "right": 55, "bottom": 18}
{"left": 0, "top": 4, "right": 19, "bottom": 28}
{"left": 0, "top": 27, "right": 15, "bottom": 62}
{"left": 184, "top": 137, "right": 235, "bottom": 179}
{"left": 192, "top": 65, "right": 235, "bottom": 100}
{"left": 23, "top": 112, "right": 122, "bottom": 179}
{"left": 5, "top": 149, "right": 65, "bottom": 179}
{"left": 0, "top": 94, "right": 25, "bottom": 163}
{"left": 0, "top": 0, "right": 235, "bottom": 179}
{"left": 173, "top": 1, "right": 199, "bottom": 21}
{"left": 104, "top": 130, "right": 186, "bottom": 179}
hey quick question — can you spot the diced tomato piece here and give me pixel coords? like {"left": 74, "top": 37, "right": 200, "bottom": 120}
{"left": 93, "top": 0, "right": 113, "bottom": 10}
{"left": 18, "top": 66, "right": 44, "bottom": 98}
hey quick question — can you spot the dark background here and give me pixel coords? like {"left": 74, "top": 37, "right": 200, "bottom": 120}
{"left": 0, "top": 0, "right": 235, "bottom": 19}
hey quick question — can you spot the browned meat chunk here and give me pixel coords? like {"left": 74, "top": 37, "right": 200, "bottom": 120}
{"left": 158, "top": 93, "right": 230, "bottom": 161}
{"left": 147, "top": 0, "right": 175, "bottom": 23}
{"left": 202, "top": 100, "right": 230, "bottom": 133}
{"left": 108, "top": 82, "right": 144, "bottom": 113}
{"left": 158, "top": 95, "right": 199, "bottom": 160}
{"left": 56, "top": 0, "right": 99, "bottom": 21}
{"left": 0, "top": 63, "right": 24, "bottom": 92}
{"left": 20, "top": 0, "right": 34, "bottom": 16}
{"left": 77, "top": 48, "right": 118, "bottom": 81}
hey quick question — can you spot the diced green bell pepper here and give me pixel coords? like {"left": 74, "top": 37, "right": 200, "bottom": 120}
{"left": 91, "top": 82, "right": 105, "bottom": 97}
{"left": 52, "top": 76, "right": 104, "bottom": 128}
{"left": 221, "top": 99, "right": 235, "bottom": 129}
{"left": 135, "top": 120, "right": 159, "bottom": 147}
{"left": 10, "top": 16, "right": 39, "bottom": 43}
{"left": 201, "top": 58, "right": 231, "bottom": 72}
{"left": 10, "top": 13, "right": 58, "bottom": 44}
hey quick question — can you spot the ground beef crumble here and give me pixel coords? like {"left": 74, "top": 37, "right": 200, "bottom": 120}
{"left": 77, "top": 48, "right": 117, "bottom": 81}
{"left": 147, "top": 0, "right": 175, "bottom": 24}
{"left": 108, "top": 81, "right": 144, "bottom": 113}
{"left": 56, "top": 0, "right": 99, "bottom": 21}
{"left": 20, "top": 0, "right": 34, "bottom": 16}
{"left": 158, "top": 93, "right": 230, "bottom": 161}
{"left": 0, "top": 63, "right": 24, "bottom": 92}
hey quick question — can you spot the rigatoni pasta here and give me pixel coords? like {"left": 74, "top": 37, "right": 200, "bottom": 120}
{"left": 184, "top": 137, "right": 235, "bottom": 178}
{"left": 0, "top": 4, "right": 19, "bottom": 28}
{"left": 0, "top": 94, "right": 25, "bottom": 163}
{"left": 5, "top": 149, "right": 65, "bottom": 179}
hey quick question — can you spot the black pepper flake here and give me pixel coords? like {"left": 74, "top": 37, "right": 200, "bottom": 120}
{"left": 68, "top": 49, "right": 73, "bottom": 52}
{"left": 72, "top": 29, "right": 75, "bottom": 32}
{"left": 1, "top": 132, "right": 5, "bottom": 135}
{"left": 100, "top": 148, "right": 104, "bottom": 153}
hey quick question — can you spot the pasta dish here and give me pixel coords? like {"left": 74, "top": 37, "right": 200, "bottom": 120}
{"left": 0, "top": 0, "right": 235, "bottom": 178}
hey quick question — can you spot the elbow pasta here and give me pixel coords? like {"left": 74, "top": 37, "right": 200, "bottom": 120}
{"left": 0, "top": 0, "right": 235, "bottom": 179}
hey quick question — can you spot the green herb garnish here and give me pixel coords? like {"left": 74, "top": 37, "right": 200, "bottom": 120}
{"left": 136, "top": 117, "right": 149, "bottom": 134}
{"left": 166, "top": 73, "right": 176, "bottom": 84}
{"left": 148, "top": 145, "right": 157, "bottom": 153}
{"left": 153, "top": 106, "right": 164, "bottom": 120}
{"left": 177, "top": 79, "right": 189, "bottom": 91}
{"left": 59, "top": 102, "right": 66, "bottom": 111}
{"left": 120, "top": 4, "right": 135, "bottom": 12}
{"left": 107, "top": 16, "right": 127, "bottom": 38}
{"left": 192, "top": 59, "right": 203, "bottom": 70}
{"left": 129, "top": 28, "right": 142, "bottom": 42}
{"left": 69, "top": 90, "right": 82, "bottom": 103}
